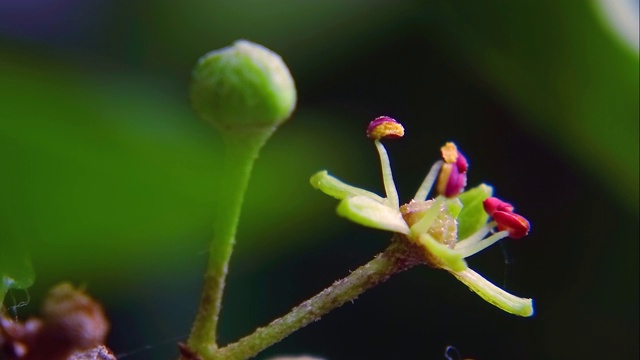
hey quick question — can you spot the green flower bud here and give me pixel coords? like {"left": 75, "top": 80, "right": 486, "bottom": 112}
{"left": 190, "top": 40, "right": 297, "bottom": 131}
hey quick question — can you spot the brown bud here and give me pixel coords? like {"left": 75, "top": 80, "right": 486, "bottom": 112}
{"left": 0, "top": 282, "right": 110, "bottom": 360}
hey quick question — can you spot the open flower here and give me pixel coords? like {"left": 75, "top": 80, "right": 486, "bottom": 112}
{"left": 310, "top": 116, "right": 533, "bottom": 317}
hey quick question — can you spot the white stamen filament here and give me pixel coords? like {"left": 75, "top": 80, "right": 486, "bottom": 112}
{"left": 455, "top": 230, "right": 509, "bottom": 259}
{"left": 413, "top": 160, "right": 443, "bottom": 201}
{"left": 454, "top": 222, "right": 496, "bottom": 249}
{"left": 374, "top": 140, "right": 400, "bottom": 209}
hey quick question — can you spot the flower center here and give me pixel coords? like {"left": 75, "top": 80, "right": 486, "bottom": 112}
{"left": 399, "top": 199, "right": 457, "bottom": 248}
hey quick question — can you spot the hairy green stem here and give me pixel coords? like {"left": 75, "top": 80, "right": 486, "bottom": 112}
{"left": 187, "top": 127, "right": 275, "bottom": 358}
{"left": 211, "top": 237, "right": 423, "bottom": 360}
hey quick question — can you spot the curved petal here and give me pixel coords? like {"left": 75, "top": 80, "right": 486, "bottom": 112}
{"left": 450, "top": 268, "right": 534, "bottom": 317}
{"left": 416, "top": 233, "right": 468, "bottom": 272}
{"left": 310, "top": 171, "right": 385, "bottom": 203}
{"left": 336, "top": 196, "right": 410, "bottom": 234}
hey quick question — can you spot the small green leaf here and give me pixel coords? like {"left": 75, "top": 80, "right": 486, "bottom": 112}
{"left": 0, "top": 242, "right": 35, "bottom": 304}
{"left": 457, "top": 184, "right": 493, "bottom": 240}
{"left": 336, "top": 196, "right": 409, "bottom": 234}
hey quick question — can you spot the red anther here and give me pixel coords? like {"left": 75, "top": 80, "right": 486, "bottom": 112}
{"left": 436, "top": 142, "right": 468, "bottom": 198}
{"left": 456, "top": 152, "right": 468, "bottom": 173}
{"left": 366, "top": 116, "right": 405, "bottom": 140}
{"left": 443, "top": 164, "right": 467, "bottom": 197}
{"left": 493, "top": 211, "right": 530, "bottom": 239}
{"left": 483, "top": 197, "right": 514, "bottom": 216}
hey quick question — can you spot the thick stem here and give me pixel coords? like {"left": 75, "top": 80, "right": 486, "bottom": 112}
{"left": 211, "top": 237, "right": 423, "bottom": 360}
{"left": 187, "top": 127, "right": 275, "bottom": 358}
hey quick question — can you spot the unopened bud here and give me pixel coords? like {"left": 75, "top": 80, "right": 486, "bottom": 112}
{"left": 190, "top": 40, "right": 297, "bottom": 131}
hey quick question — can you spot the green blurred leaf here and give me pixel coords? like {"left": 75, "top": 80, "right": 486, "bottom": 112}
{"left": 0, "top": 52, "right": 368, "bottom": 282}
{"left": 424, "top": 0, "right": 639, "bottom": 211}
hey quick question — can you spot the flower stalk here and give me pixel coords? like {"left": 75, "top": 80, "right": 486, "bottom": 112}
{"left": 188, "top": 128, "right": 275, "bottom": 357}
{"left": 185, "top": 40, "right": 297, "bottom": 359}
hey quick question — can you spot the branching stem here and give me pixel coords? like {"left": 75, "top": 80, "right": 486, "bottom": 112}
{"left": 209, "top": 236, "right": 423, "bottom": 360}
{"left": 186, "top": 127, "right": 275, "bottom": 358}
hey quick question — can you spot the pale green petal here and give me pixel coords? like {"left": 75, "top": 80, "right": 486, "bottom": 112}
{"left": 451, "top": 268, "right": 534, "bottom": 317}
{"left": 445, "top": 198, "right": 463, "bottom": 219}
{"left": 416, "top": 233, "right": 467, "bottom": 272}
{"left": 310, "top": 171, "right": 385, "bottom": 202}
{"left": 336, "top": 196, "right": 410, "bottom": 234}
{"left": 457, "top": 184, "right": 493, "bottom": 239}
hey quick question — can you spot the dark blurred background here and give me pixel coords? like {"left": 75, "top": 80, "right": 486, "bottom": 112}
{"left": 1, "top": 1, "right": 638, "bottom": 359}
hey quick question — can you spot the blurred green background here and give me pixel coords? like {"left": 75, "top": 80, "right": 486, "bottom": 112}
{"left": 1, "top": 1, "right": 638, "bottom": 359}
